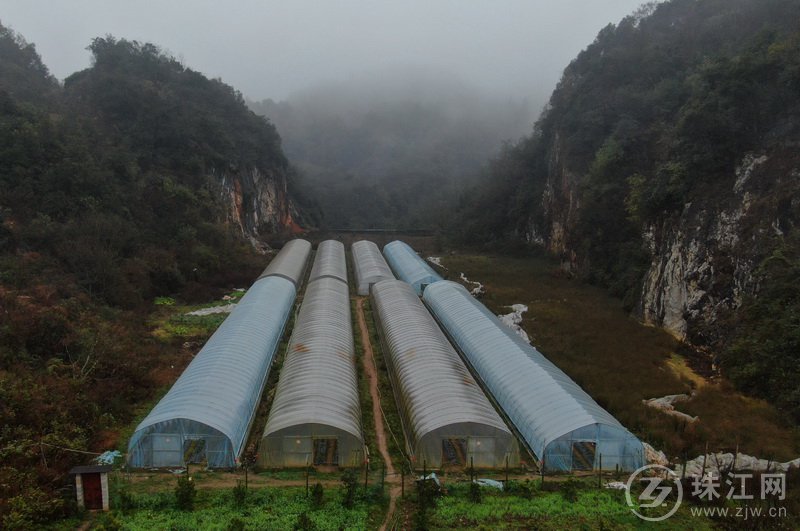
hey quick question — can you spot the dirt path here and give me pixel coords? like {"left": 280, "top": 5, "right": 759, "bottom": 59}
{"left": 356, "top": 297, "right": 400, "bottom": 531}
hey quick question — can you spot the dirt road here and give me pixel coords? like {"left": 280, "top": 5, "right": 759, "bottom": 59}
{"left": 355, "top": 297, "right": 400, "bottom": 531}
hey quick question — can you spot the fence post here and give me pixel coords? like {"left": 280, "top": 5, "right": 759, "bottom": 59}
{"left": 701, "top": 442, "right": 708, "bottom": 477}
{"left": 541, "top": 458, "right": 545, "bottom": 485}
{"left": 597, "top": 454, "right": 602, "bottom": 488}
{"left": 471, "top": 456, "right": 474, "bottom": 482}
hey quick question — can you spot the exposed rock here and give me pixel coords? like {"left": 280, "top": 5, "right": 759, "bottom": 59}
{"left": 643, "top": 394, "right": 698, "bottom": 423}
{"left": 644, "top": 442, "right": 670, "bottom": 466}
{"left": 529, "top": 148, "right": 799, "bottom": 349}
{"left": 216, "top": 166, "right": 303, "bottom": 250}
{"left": 636, "top": 152, "right": 797, "bottom": 346}
{"left": 674, "top": 452, "right": 800, "bottom": 478}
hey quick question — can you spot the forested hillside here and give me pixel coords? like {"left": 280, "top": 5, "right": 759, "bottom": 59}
{"left": 250, "top": 71, "right": 536, "bottom": 229}
{"left": 0, "top": 25, "right": 302, "bottom": 526}
{"left": 458, "top": 0, "right": 800, "bottom": 420}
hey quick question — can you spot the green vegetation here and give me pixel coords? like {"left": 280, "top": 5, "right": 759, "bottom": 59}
{"left": 456, "top": 0, "right": 800, "bottom": 421}
{"left": 0, "top": 23, "right": 294, "bottom": 526}
{"left": 96, "top": 486, "right": 373, "bottom": 530}
{"left": 174, "top": 475, "right": 197, "bottom": 511}
{"left": 429, "top": 481, "right": 713, "bottom": 530}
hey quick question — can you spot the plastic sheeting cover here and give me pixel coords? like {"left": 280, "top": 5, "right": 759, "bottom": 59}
{"left": 382, "top": 241, "right": 442, "bottom": 295}
{"left": 260, "top": 277, "right": 363, "bottom": 465}
{"left": 309, "top": 240, "right": 347, "bottom": 284}
{"left": 352, "top": 240, "right": 394, "bottom": 296}
{"left": 371, "top": 280, "right": 514, "bottom": 466}
{"left": 258, "top": 239, "right": 312, "bottom": 287}
{"left": 423, "top": 281, "right": 644, "bottom": 471}
{"left": 128, "top": 276, "right": 296, "bottom": 468}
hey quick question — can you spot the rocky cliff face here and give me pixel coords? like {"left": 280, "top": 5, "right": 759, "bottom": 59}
{"left": 639, "top": 151, "right": 798, "bottom": 345}
{"left": 216, "top": 166, "right": 304, "bottom": 251}
{"left": 530, "top": 147, "right": 799, "bottom": 348}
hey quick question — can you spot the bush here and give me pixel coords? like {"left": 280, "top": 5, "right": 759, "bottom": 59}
{"left": 113, "top": 485, "right": 136, "bottom": 513}
{"left": 341, "top": 469, "right": 358, "bottom": 509}
{"left": 93, "top": 511, "right": 123, "bottom": 531}
{"left": 311, "top": 482, "right": 324, "bottom": 509}
{"left": 174, "top": 475, "right": 196, "bottom": 511}
{"left": 227, "top": 517, "right": 246, "bottom": 531}
{"left": 232, "top": 480, "right": 246, "bottom": 507}
{"left": 505, "top": 480, "right": 534, "bottom": 499}
{"left": 467, "top": 481, "right": 482, "bottom": 504}
{"left": 560, "top": 478, "right": 581, "bottom": 502}
{"left": 293, "top": 511, "right": 316, "bottom": 531}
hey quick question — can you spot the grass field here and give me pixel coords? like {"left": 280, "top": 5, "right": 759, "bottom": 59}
{"left": 439, "top": 253, "right": 799, "bottom": 461}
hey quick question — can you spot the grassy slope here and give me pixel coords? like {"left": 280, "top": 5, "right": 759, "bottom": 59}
{"left": 440, "top": 253, "right": 798, "bottom": 461}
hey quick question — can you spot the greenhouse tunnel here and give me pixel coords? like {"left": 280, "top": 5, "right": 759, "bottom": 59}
{"left": 371, "top": 279, "right": 519, "bottom": 469}
{"left": 351, "top": 240, "right": 395, "bottom": 296}
{"left": 259, "top": 242, "right": 364, "bottom": 467}
{"left": 382, "top": 240, "right": 442, "bottom": 295}
{"left": 423, "top": 281, "right": 644, "bottom": 472}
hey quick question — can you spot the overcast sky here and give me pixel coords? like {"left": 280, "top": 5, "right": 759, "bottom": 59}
{"left": 2, "top": 0, "right": 650, "bottom": 102}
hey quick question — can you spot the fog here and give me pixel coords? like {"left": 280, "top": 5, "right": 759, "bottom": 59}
{"left": 3, "top": 0, "right": 649, "bottom": 103}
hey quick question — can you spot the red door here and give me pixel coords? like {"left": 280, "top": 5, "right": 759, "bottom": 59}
{"left": 83, "top": 473, "right": 103, "bottom": 510}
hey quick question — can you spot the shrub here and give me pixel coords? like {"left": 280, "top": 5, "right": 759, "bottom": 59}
{"left": 341, "top": 469, "right": 357, "bottom": 509}
{"left": 174, "top": 475, "right": 196, "bottom": 511}
{"left": 505, "top": 480, "right": 534, "bottom": 499}
{"left": 294, "top": 511, "right": 316, "bottom": 530}
{"left": 560, "top": 478, "right": 581, "bottom": 502}
{"left": 467, "top": 481, "right": 482, "bottom": 503}
{"left": 232, "top": 480, "right": 246, "bottom": 507}
{"left": 311, "top": 482, "right": 324, "bottom": 509}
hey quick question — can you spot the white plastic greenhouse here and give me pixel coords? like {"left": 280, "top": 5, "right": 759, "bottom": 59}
{"left": 308, "top": 240, "right": 347, "bottom": 284}
{"left": 382, "top": 240, "right": 442, "bottom": 295}
{"left": 351, "top": 240, "right": 394, "bottom": 295}
{"left": 127, "top": 275, "right": 296, "bottom": 468}
{"left": 257, "top": 239, "right": 312, "bottom": 287}
{"left": 259, "top": 276, "right": 364, "bottom": 467}
{"left": 423, "top": 281, "right": 644, "bottom": 472}
{"left": 371, "top": 279, "right": 519, "bottom": 469}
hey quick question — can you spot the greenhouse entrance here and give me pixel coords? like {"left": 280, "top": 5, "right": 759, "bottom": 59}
{"left": 313, "top": 438, "right": 339, "bottom": 466}
{"left": 442, "top": 438, "right": 468, "bottom": 466}
{"left": 151, "top": 434, "right": 182, "bottom": 467}
{"left": 183, "top": 439, "right": 206, "bottom": 464}
{"left": 571, "top": 441, "right": 596, "bottom": 471}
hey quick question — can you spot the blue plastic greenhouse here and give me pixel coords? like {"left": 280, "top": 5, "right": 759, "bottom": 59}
{"left": 423, "top": 281, "right": 644, "bottom": 472}
{"left": 382, "top": 240, "right": 442, "bottom": 295}
{"left": 127, "top": 241, "right": 312, "bottom": 468}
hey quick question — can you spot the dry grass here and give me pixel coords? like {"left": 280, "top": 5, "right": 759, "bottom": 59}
{"left": 440, "top": 253, "right": 799, "bottom": 462}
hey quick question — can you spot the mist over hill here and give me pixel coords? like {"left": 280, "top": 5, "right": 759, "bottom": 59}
{"left": 250, "top": 68, "right": 541, "bottom": 229}
{"left": 457, "top": 0, "right": 800, "bottom": 420}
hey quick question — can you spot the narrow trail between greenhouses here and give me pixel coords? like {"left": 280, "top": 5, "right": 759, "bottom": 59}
{"left": 356, "top": 297, "right": 401, "bottom": 531}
